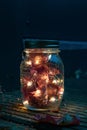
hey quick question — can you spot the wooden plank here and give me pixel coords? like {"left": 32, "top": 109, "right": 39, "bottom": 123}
{"left": 1, "top": 102, "right": 87, "bottom": 128}
{"left": 0, "top": 87, "right": 87, "bottom": 130}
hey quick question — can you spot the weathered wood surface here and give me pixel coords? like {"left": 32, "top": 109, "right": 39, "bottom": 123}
{"left": 0, "top": 78, "right": 87, "bottom": 130}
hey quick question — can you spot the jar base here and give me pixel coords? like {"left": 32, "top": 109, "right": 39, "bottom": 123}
{"left": 26, "top": 105, "right": 50, "bottom": 111}
{"left": 25, "top": 105, "right": 59, "bottom": 112}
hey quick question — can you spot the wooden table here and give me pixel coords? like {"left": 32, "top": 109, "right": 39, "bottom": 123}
{"left": 0, "top": 78, "right": 87, "bottom": 130}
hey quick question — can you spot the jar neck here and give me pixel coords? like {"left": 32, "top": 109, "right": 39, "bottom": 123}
{"left": 24, "top": 48, "right": 60, "bottom": 54}
{"left": 22, "top": 48, "right": 60, "bottom": 59}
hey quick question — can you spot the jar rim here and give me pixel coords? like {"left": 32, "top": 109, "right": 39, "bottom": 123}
{"left": 23, "top": 39, "right": 59, "bottom": 48}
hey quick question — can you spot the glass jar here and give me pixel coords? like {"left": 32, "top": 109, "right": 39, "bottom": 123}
{"left": 20, "top": 39, "right": 64, "bottom": 111}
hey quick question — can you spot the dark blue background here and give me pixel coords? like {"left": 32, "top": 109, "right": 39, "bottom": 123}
{"left": 0, "top": 0, "right": 87, "bottom": 91}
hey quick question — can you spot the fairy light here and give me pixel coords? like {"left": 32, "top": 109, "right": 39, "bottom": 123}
{"left": 35, "top": 60, "right": 39, "bottom": 65}
{"left": 49, "top": 97, "right": 56, "bottom": 102}
{"left": 25, "top": 60, "right": 32, "bottom": 66}
{"left": 27, "top": 81, "right": 33, "bottom": 87}
{"left": 46, "top": 78, "right": 49, "bottom": 83}
{"left": 33, "top": 72, "right": 37, "bottom": 77}
{"left": 59, "top": 87, "right": 64, "bottom": 95}
{"left": 52, "top": 79, "right": 63, "bottom": 84}
{"left": 52, "top": 79, "right": 57, "bottom": 84}
{"left": 24, "top": 50, "right": 29, "bottom": 54}
{"left": 23, "top": 100, "right": 29, "bottom": 105}
{"left": 32, "top": 89, "right": 41, "bottom": 97}
{"left": 60, "top": 79, "right": 63, "bottom": 83}
{"left": 34, "top": 56, "right": 42, "bottom": 65}
{"left": 57, "top": 79, "right": 61, "bottom": 83}
{"left": 49, "top": 71, "right": 53, "bottom": 75}
{"left": 45, "top": 95, "right": 48, "bottom": 100}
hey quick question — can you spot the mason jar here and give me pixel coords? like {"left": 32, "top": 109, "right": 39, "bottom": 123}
{"left": 20, "top": 39, "right": 64, "bottom": 111}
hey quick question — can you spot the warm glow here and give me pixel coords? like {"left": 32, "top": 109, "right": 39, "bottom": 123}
{"left": 41, "top": 74, "right": 49, "bottom": 83}
{"left": 23, "top": 100, "right": 29, "bottom": 105}
{"left": 49, "top": 97, "right": 56, "bottom": 102}
{"left": 27, "top": 81, "right": 33, "bottom": 87}
{"left": 25, "top": 60, "right": 32, "bottom": 66}
{"left": 32, "top": 89, "right": 41, "bottom": 97}
{"left": 52, "top": 79, "right": 63, "bottom": 84}
{"left": 33, "top": 72, "right": 37, "bottom": 76}
{"left": 21, "top": 49, "right": 64, "bottom": 109}
{"left": 49, "top": 71, "right": 53, "bottom": 75}
{"left": 34, "top": 56, "right": 42, "bottom": 65}
{"left": 57, "top": 79, "right": 61, "bottom": 83}
{"left": 60, "top": 79, "right": 63, "bottom": 83}
{"left": 45, "top": 95, "right": 48, "bottom": 100}
{"left": 52, "top": 79, "right": 57, "bottom": 84}
{"left": 59, "top": 88, "right": 64, "bottom": 95}
{"left": 24, "top": 50, "right": 29, "bottom": 54}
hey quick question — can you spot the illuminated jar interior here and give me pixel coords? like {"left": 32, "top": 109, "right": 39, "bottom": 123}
{"left": 20, "top": 39, "right": 64, "bottom": 111}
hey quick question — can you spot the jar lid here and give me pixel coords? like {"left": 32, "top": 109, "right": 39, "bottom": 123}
{"left": 23, "top": 39, "right": 59, "bottom": 48}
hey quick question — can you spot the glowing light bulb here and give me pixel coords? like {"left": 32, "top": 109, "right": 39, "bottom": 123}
{"left": 32, "top": 89, "right": 41, "bottom": 97}
{"left": 49, "top": 71, "right": 53, "bottom": 75}
{"left": 34, "top": 56, "right": 42, "bottom": 65}
{"left": 33, "top": 72, "right": 37, "bottom": 77}
{"left": 60, "top": 79, "right": 63, "bottom": 83}
{"left": 45, "top": 95, "right": 48, "bottom": 100}
{"left": 46, "top": 78, "right": 49, "bottom": 83}
{"left": 35, "top": 60, "right": 39, "bottom": 65}
{"left": 57, "top": 79, "right": 61, "bottom": 83}
{"left": 23, "top": 100, "right": 29, "bottom": 105}
{"left": 59, "top": 88, "right": 64, "bottom": 95}
{"left": 24, "top": 50, "right": 29, "bottom": 54}
{"left": 25, "top": 60, "right": 32, "bottom": 66}
{"left": 27, "top": 81, "right": 33, "bottom": 87}
{"left": 49, "top": 97, "right": 56, "bottom": 102}
{"left": 52, "top": 79, "right": 57, "bottom": 84}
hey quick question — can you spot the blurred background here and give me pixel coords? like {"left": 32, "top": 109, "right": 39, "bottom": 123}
{"left": 0, "top": 0, "right": 87, "bottom": 91}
